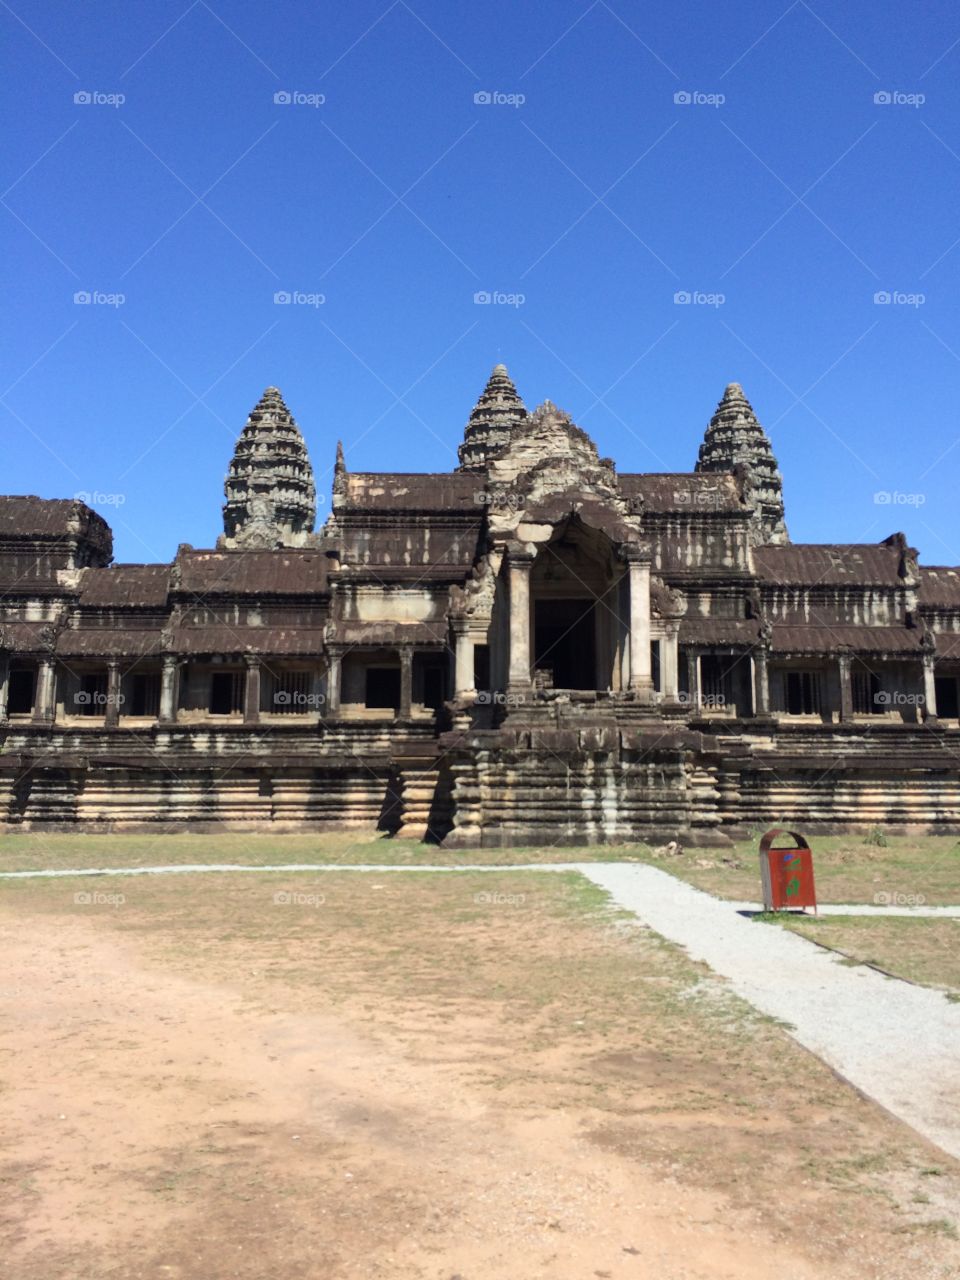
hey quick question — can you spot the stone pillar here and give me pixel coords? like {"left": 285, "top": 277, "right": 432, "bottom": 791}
{"left": 243, "top": 655, "right": 261, "bottom": 725}
{"left": 159, "top": 655, "right": 179, "bottom": 724}
{"left": 627, "top": 556, "right": 653, "bottom": 697}
{"left": 33, "top": 657, "right": 55, "bottom": 724}
{"left": 838, "top": 652, "right": 853, "bottom": 722}
{"left": 507, "top": 551, "right": 534, "bottom": 692}
{"left": 453, "top": 622, "right": 475, "bottom": 699}
{"left": 661, "top": 629, "right": 679, "bottom": 700}
{"left": 753, "top": 647, "right": 770, "bottom": 716}
{"left": 104, "top": 660, "right": 121, "bottom": 729}
{"left": 0, "top": 652, "right": 9, "bottom": 723}
{"left": 325, "top": 649, "right": 342, "bottom": 717}
{"left": 922, "top": 652, "right": 938, "bottom": 722}
{"left": 399, "top": 646, "right": 413, "bottom": 720}
{"left": 685, "top": 649, "right": 700, "bottom": 712}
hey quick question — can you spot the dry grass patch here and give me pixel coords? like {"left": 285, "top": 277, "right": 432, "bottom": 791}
{"left": 2, "top": 867, "right": 959, "bottom": 1278}
{"left": 775, "top": 914, "right": 960, "bottom": 994}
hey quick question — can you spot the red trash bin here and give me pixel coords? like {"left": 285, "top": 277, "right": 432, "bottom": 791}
{"left": 759, "top": 828, "right": 818, "bottom": 914}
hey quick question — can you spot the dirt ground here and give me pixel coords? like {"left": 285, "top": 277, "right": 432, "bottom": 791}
{"left": 2, "top": 869, "right": 959, "bottom": 1280}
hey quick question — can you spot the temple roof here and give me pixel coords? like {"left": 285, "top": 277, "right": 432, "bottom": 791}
{"left": 338, "top": 472, "right": 485, "bottom": 513}
{"left": 919, "top": 567, "right": 960, "bottom": 607}
{"left": 753, "top": 543, "right": 907, "bottom": 586}
{"left": 78, "top": 564, "right": 172, "bottom": 607}
{"left": 175, "top": 549, "right": 330, "bottom": 596}
{"left": 619, "top": 473, "right": 745, "bottom": 514}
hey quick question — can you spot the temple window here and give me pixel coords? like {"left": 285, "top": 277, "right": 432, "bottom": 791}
{"left": 852, "top": 665, "right": 882, "bottom": 715}
{"left": 365, "top": 667, "right": 400, "bottom": 711}
{"left": 209, "top": 670, "right": 243, "bottom": 715}
{"left": 8, "top": 666, "right": 35, "bottom": 715}
{"left": 785, "top": 670, "right": 821, "bottom": 716}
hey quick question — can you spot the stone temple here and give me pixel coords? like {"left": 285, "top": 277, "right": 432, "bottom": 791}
{"left": 2, "top": 367, "right": 959, "bottom": 844}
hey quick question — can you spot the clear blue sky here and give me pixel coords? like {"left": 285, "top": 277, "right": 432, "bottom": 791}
{"left": 2, "top": 0, "right": 959, "bottom": 564}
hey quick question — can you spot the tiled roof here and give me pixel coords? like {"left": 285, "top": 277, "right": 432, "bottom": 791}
{"left": 79, "top": 565, "right": 171, "bottom": 607}
{"left": 771, "top": 626, "right": 922, "bottom": 654}
{"left": 920, "top": 567, "right": 960, "bottom": 607}
{"left": 619, "top": 473, "right": 744, "bottom": 513}
{"left": 175, "top": 550, "right": 330, "bottom": 596}
{"left": 341, "top": 473, "right": 485, "bottom": 512}
{"left": 754, "top": 544, "right": 905, "bottom": 586}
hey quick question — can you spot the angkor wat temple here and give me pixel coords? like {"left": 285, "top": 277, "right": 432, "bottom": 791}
{"left": 2, "top": 366, "right": 959, "bottom": 844}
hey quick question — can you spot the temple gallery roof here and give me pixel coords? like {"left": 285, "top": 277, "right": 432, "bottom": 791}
{"left": 753, "top": 543, "right": 909, "bottom": 586}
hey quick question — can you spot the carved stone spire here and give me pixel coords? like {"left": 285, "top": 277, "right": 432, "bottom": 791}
{"left": 332, "top": 439, "right": 348, "bottom": 509}
{"left": 696, "top": 382, "right": 788, "bottom": 544}
{"left": 457, "top": 363, "right": 528, "bottom": 472}
{"left": 221, "top": 387, "right": 316, "bottom": 549}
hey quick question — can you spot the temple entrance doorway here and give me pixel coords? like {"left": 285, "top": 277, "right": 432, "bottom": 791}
{"left": 528, "top": 516, "right": 623, "bottom": 692}
{"left": 534, "top": 598, "right": 597, "bottom": 690}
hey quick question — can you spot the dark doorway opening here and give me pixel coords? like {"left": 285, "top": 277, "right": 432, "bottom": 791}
{"left": 8, "top": 667, "right": 35, "bottom": 715}
{"left": 210, "top": 671, "right": 242, "bottom": 715}
{"left": 936, "top": 675, "right": 959, "bottom": 720}
{"left": 365, "top": 666, "right": 400, "bottom": 711}
{"left": 534, "top": 598, "right": 596, "bottom": 690}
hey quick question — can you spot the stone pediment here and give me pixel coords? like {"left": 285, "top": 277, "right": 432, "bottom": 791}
{"left": 484, "top": 400, "right": 637, "bottom": 543}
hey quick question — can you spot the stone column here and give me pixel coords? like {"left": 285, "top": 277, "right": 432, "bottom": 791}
{"left": 685, "top": 649, "right": 700, "bottom": 712}
{"left": 507, "top": 551, "right": 534, "bottom": 692}
{"left": 922, "top": 652, "right": 938, "bottom": 721}
{"left": 754, "top": 647, "right": 770, "bottom": 716}
{"left": 159, "top": 655, "right": 179, "bottom": 725}
{"left": 838, "top": 652, "right": 853, "bottom": 722}
{"left": 325, "top": 649, "right": 342, "bottom": 717}
{"left": 627, "top": 556, "right": 653, "bottom": 697}
{"left": 661, "top": 628, "right": 679, "bottom": 700}
{"left": 33, "top": 657, "right": 55, "bottom": 724}
{"left": 399, "top": 646, "right": 413, "bottom": 719}
{"left": 0, "top": 652, "right": 9, "bottom": 723}
{"left": 104, "top": 660, "right": 121, "bottom": 729}
{"left": 453, "top": 622, "right": 475, "bottom": 699}
{"left": 243, "top": 655, "right": 261, "bottom": 725}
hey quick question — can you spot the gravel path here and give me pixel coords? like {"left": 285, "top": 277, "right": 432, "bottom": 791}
{"left": 581, "top": 863, "right": 960, "bottom": 1162}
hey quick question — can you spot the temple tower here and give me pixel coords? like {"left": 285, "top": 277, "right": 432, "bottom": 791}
{"left": 457, "top": 363, "right": 528, "bottom": 472}
{"left": 220, "top": 387, "right": 316, "bottom": 548}
{"left": 696, "top": 382, "right": 788, "bottom": 544}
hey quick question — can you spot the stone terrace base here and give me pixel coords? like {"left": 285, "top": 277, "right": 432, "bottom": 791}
{"left": 3, "top": 716, "right": 960, "bottom": 847}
